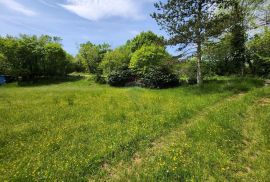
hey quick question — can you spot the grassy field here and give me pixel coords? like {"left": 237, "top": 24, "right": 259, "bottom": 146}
{"left": 0, "top": 76, "right": 269, "bottom": 181}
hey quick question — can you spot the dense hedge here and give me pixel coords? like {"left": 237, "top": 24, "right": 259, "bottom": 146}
{"left": 108, "top": 69, "right": 135, "bottom": 87}
{"left": 140, "top": 67, "right": 179, "bottom": 88}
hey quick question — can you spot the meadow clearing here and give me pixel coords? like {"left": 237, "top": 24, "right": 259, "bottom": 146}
{"left": 0, "top": 76, "right": 269, "bottom": 181}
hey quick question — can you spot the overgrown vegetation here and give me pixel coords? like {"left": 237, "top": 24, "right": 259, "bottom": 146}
{"left": 0, "top": 35, "right": 80, "bottom": 81}
{"left": 0, "top": 77, "right": 268, "bottom": 181}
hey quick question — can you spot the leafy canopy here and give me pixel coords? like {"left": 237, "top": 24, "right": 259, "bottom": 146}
{"left": 128, "top": 31, "right": 165, "bottom": 53}
{"left": 130, "top": 44, "right": 170, "bottom": 72}
{"left": 151, "top": 0, "right": 226, "bottom": 56}
{"left": 0, "top": 35, "right": 75, "bottom": 79}
{"left": 78, "top": 42, "right": 111, "bottom": 74}
{"left": 100, "top": 46, "right": 131, "bottom": 76}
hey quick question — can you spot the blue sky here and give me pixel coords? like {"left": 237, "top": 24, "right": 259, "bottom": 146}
{"left": 0, "top": 0, "right": 172, "bottom": 55}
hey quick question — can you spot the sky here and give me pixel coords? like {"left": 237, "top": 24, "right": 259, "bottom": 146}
{"left": 0, "top": 0, "right": 172, "bottom": 55}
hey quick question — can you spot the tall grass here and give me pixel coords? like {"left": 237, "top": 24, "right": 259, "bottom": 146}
{"left": 109, "top": 87, "right": 270, "bottom": 181}
{"left": 0, "top": 76, "right": 267, "bottom": 181}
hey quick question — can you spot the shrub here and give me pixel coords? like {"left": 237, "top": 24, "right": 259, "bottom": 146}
{"left": 100, "top": 47, "right": 131, "bottom": 76}
{"left": 248, "top": 29, "right": 270, "bottom": 77}
{"left": 108, "top": 69, "right": 134, "bottom": 87}
{"left": 129, "top": 45, "right": 170, "bottom": 73}
{"left": 93, "top": 74, "right": 106, "bottom": 84}
{"left": 140, "top": 67, "right": 179, "bottom": 88}
{"left": 129, "top": 44, "right": 179, "bottom": 88}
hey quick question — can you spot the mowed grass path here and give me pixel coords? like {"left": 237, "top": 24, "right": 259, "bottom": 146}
{"left": 0, "top": 77, "right": 269, "bottom": 181}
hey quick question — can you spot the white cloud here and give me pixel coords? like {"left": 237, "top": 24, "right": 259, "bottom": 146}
{"left": 60, "top": 0, "right": 146, "bottom": 21}
{"left": 0, "top": 0, "right": 37, "bottom": 16}
{"left": 37, "top": 0, "right": 57, "bottom": 8}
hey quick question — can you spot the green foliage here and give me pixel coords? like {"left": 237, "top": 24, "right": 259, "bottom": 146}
{"left": 152, "top": 1, "right": 226, "bottom": 48}
{"left": 93, "top": 74, "right": 107, "bottom": 84}
{"left": 218, "top": 0, "right": 266, "bottom": 75}
{"left": 44, "top": 42, "right": 67, "bottom": 76}
{"left": 108, "top": 69, "right": 134, "bottom": 87}
{"left": 204, "top": 28, "right": 270, "bottom": 77}
{"left": 98, "top": 33, "right": 180, "bottom": 88}
{"left": 140, "top": 67, "right": 179, "bottom": 88}
{"left": 100, "top": 46, "right": 131, "bottom": 76}
{"left": 178, "top": 59, "right": 216, "bottom": 84}
{"left": 128, "top": 31, "right": 164, "bottom": 52}
{"left": 228, "top": 1, "right": 248, "bottom": 74}
{"left": 152, "top": 0, "right": 229, "bottom": 84}
{"left": 78, "top": 42, "right": 111, "bottom": 74}
{"left": 248, "top": 29, "right": 270, "bottom": 77}
{"left": 0, "top": 36, "right": 20, "bottom": 76}
{"left": 0, "top": 53, "right": 9, "bottom": 75}
{"left": 249, "top": 29, "right": 270, "bottom": 59}
{"left": 74, "top": 31, "right": 181, "bottom": 88}
{"left": 204, "top": 34, "right": 234, "bottom": 75}
{"left": 130, "top": 45, "right": 170, "bottom": 72}
{"left": 0, "top": 35, "right": 74, "bottom": 80}
{"left": 64, "top": 53, "right": 81, "bottom": 74}
{"left": 77, "top": 42, "right": 99, "bottom": 73}
{"left": 128, "top": 44, "right": 179, "bottom": 88}
{"left": 178, "top": 59, "right": 198, "bottom": 84}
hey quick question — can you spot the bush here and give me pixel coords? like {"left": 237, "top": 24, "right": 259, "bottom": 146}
{"left": 129, "top": 45, "right": 170, "bottom": 73}
{"left": 248, "top": 29, "right": 270, "bottom": 77}
{"left": 140, "top": 67, "right": 179, "bottom": 88}
{"left": 100, "top": 47, "right": 131, "bottom": 76}
{"left": 108, "top": 69, "right": 134, "bottom": 87}
{"left": 93, "top": 74, "right": 106, "bottom": 84}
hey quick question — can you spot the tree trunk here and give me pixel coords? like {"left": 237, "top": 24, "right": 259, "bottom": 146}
{"left": 196, "top": 1, "right": 203, "bottom": 85}
{"left": 197, "top": 44, "right": 202, "bottom": 85}
{"left": 231, "top": 1, "right": 246, "bottom": 76}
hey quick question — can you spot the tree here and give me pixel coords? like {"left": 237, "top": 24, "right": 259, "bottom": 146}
{"left": 17, "top": 35, "right": 41, "bottom": 79}
{"left": 128, "top": 31, "right": 165, "bottom": 52}
{"left": 152, "top": 0, "right": 226, "bottom": 84}
{"left": 0, "top": 35, "right": 79, "bottom": 81}
{"left": 44, "top": 42, "right": 67, "bottom": 76}
{"left": 257, "top": 2, "right": 270, "bottom": 27}
{"left": 0, "top": 36, "right": 21, "bottom": 77}
{"left": 224, "top": 0, "right": 266, "bottom": 75}
{"left": 78, "top": 42, "right": 111, "bottom": 74}
{"left": 100, "top": 46, "right": 130, "bottom": 76}
{"left": 78, "top": 42, "right": 99, "bottom": 74}
{"left": 248, "top": 28, "right": 270, "bottom": 77}
{"left": 204, "top": 34, "right": 233, "bottom": 75}
{"left": 0, "top": 53, "right": 9, "bottom": 75}
{"left": 129, "top": 44, "right": 170, "bottom": 73}
{"left": 130, "top": 44, "right": 178, "bottom": 88}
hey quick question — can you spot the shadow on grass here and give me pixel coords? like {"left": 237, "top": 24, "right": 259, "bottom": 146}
{"left": 182, "top": 77, "right": 265, "bottom": 95}
{"left": 17, "top": 75, "right": 84, "bottom": 87}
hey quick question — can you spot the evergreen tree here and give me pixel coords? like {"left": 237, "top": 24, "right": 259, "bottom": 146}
{"left": 152, "top": 0, "right": 225, "bottom": 84}
{"left": 226, "top": 0, "right": 266, "bottom": 75}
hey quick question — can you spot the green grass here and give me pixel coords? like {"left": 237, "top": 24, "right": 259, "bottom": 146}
{"left": 0, "top": 76, "right": 269, "bottom": 181}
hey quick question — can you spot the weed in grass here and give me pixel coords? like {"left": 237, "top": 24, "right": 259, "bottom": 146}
{"left": 0, "top": 77, "right": 268, "bottom": 181}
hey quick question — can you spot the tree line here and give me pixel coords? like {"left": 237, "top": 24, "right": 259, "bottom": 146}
{"left": 152, "top": 0, "right": 270, "bottom": 84}
{"left": 0, "top": 0, "right": 269, "bottom": 87}
{"left": 75, "top": 31, "right": 179, "bottom": 88}
{"left": 0, "top": 35, "right": 80, "bottom": 81}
